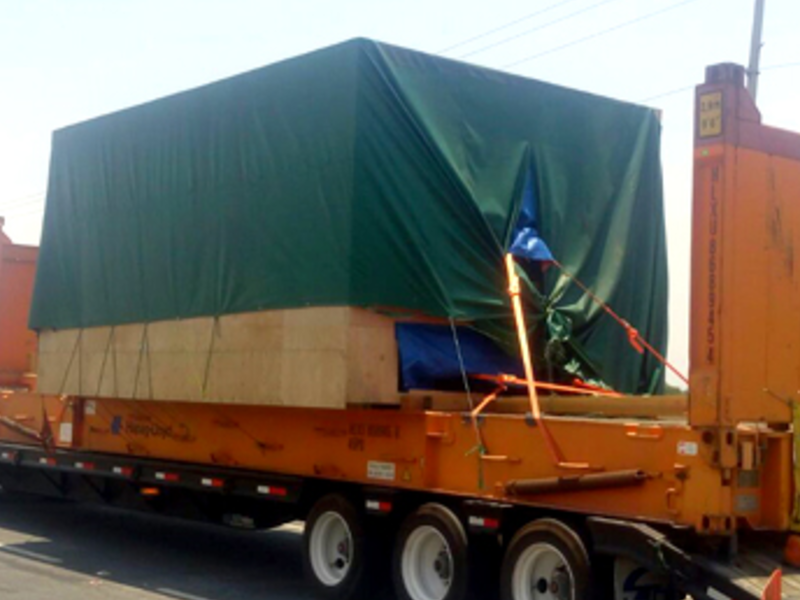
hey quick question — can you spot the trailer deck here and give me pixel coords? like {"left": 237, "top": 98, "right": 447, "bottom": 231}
{"left": 703, "top": 542, "right": 800, "bottom": 599}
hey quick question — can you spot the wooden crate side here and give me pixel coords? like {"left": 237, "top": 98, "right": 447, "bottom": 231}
{"left": 37, "top": 307, "right": 400, "bottom": 408}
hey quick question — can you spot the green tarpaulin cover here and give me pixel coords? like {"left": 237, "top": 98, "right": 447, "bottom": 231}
{"left": 31, "top": 38, "right": 667, "bottom": 394}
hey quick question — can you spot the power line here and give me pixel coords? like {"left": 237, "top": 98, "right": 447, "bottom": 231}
{"left": 6, "top": 190, "right": 43, "bottom": 201}
{"left": 638, "top": 85, "right": 695, "bottom": 103}
{"left": 762, "top": 61, "right": 800, "bottom": 72}
{"left": 2, "top": 209, "right": 44, "bottom": 220}
{"left": 637, "top": 61, "right": 800, "bottom": 105}
{"left": 0, "top": 192, "right": 45, "bottom": 210}
{"left": 504, "top": 0, "right": 703, "bottom": 69}
{"left": 458, "top": 0, "right": 623, "bottom": 60}
{"left": 437, "top": 0, "right": 582, "bottom": 55}
{"left": 0, "top": 197, "right": 45, "bottom": 211}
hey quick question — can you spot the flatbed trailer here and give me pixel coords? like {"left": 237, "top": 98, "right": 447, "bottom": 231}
{"left": 0, "top": 63, "right": 799, "bottom": 600}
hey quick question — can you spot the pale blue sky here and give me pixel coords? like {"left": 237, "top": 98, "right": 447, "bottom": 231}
{"left": 1, "top": 0, "right": 798, "bottom": 384}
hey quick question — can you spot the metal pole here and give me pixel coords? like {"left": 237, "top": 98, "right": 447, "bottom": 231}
{"left": 747, "top": 0, "right": 766, "bottom": 101}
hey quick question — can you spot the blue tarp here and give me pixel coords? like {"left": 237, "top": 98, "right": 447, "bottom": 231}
{"left": 509, "top": 168, "right": 553, "bottom": 262}
{"left": 396, "top": 323, "right": 524, "bottom": 391}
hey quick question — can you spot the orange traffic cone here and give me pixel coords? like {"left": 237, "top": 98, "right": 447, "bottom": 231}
{"left": 761, "top": 569, "right": 781, "bottom": 600}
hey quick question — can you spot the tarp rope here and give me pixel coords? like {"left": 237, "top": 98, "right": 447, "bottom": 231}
{"left": 95, "top": 326, "right": 115, "bottom": 396}
{"left": 551, "top": 258, "right": 689, "bottom": 387}
{"left": 449, "top": 317, "right": 487, "bottom": 489}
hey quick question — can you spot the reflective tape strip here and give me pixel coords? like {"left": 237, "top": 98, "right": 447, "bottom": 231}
{"left": 256, "top": 485, "right": 287, "bottom": 497}
{"left": 468, "top": 516, "right": 499, "bottom": 529}
{"left": 39, "top": 457, "right": 56, "bottom": 466}
{"left": 366, "top": 500, "right": 392, "bottom": 512}
{"left": 155, "top": 472, "right": 179, "bottom": 482}
{"left": 112, "top": 466, "right": 133, "bottom": 477}
{"left": 74, "top": 462, "right": 95, "bottom": 470}
{"left": 201, "top": 478, "right": 224, "bottom": 488}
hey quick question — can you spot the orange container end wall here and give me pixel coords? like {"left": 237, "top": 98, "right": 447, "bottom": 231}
{"left": 0, "top": 223, "right": 38, "bottom": 388}
{"left": 689, "top": 65, "right": 800, "bottom": 427}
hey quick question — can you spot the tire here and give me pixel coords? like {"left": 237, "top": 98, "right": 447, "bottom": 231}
{"left": 500, "top": 518, "right": 593, "bottom": 600}
{"left": 393, "top": 503, "right": 468, "bottom": 600}
{"left": 303, "top": 494, "right": 366, "bottom": 600}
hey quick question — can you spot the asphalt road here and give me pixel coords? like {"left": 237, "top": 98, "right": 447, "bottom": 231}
{"left": 0, "top": 494, "right": 322, "bottom": 600}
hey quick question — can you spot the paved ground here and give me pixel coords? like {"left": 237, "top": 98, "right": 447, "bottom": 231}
{"left": 0, "top": 495, "right": 504, "bottom": 600}
{"left": 0, "top": 494, "right": 321, "bottom": 600}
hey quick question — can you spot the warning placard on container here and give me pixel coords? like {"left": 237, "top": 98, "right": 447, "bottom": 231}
{"left": 699, "top": 91, "right": 723, "bottom": 138}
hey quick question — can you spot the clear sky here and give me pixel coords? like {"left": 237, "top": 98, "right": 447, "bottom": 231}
{"left": 1, "top": 0, "right": 798, "bottom": 385}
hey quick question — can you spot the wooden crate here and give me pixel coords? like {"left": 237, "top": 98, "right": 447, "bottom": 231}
{"left": 37, "top": 307, "right": 399, "bottom": 408}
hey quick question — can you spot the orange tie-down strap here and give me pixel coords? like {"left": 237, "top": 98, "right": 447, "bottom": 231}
{"left": 472, "top": 373, "right": 624, "bottom": 397}
{"left": 550, "top": 258, "right": 689, "bottom": 387}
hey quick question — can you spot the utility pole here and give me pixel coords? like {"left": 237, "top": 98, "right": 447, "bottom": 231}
{"left": 747, "top": 0, "right": 766, "bottom": 101}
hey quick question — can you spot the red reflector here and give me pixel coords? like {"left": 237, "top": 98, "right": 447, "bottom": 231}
{"left": 201, "top": 478, "right": 225, "bottom": 488}
{"left": 271, "top": 486, "right": 287, "bottom": 497}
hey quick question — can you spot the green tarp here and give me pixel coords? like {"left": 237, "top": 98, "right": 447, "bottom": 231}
{"left": 30, "top": 38, "right": 667, "bottom": 394}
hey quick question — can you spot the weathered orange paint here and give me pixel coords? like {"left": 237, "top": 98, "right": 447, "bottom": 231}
{"left": 0, "top": 392, "right": 778, "bottom": 534}
{"left": 690, "top": 65, "right": 800, "bottom": 426}
{"left": 0, "top": 222, "right": 38, "bottom": 390}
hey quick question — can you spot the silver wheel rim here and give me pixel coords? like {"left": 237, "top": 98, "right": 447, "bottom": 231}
{"left": 511, "top": 542, "right": 574, "bottom": 600}
{"left": 401, "top": 524, "right": 453, "bottom": 600}
{"left": 309, "top": 511, "right": 353, "bottom": 586}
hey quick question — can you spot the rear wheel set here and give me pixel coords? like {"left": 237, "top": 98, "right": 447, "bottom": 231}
{"left": 303, "top": 495, "right": 597, "bottom": 600}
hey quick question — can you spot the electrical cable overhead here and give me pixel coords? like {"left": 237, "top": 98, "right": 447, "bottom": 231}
{"left": 639, "top": 85, "right": 695, "bottom": 103}
{"left": 0, "top": 198, "right": 45, "bottom": 212}
{"left": 0, "top": 192, "right": 45, "bottom": 210}
{"left": 2, "top": 208, "right": 44, "bottom": 220}
{"left": 763, "top": 61, "right": 800, "bottom": 72}
{"left": 437, "top": 0, "right": 582, "bottom": 55}
{"left": 637, "top": 61, "right": 800, "bottom": 105}
{"left": 458, "top": 0, "right": 623, "bottom": 60}
{"left": 503, "top": 0, "right": 703, "bottom": 69}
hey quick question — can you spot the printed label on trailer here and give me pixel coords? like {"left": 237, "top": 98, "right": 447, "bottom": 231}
{"left": 85, "top": 400, "right": 97, "bottom": 415}
{"left": 59, "top": 423, "right": 73, "bottom": 444}
{"left": 367, "top": 460, "right": 396, "bottom": 482}
{"left": 677, "top": 441, "right": 698, "bottom": 456}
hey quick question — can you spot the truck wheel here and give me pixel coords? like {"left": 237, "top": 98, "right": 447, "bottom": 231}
{"left": 500, "top": 519, "right": 592, "bottom": 600}
{"left": 393, "top": 503, "right": 468, "bottom": 600}
{"left": 303, "top": 494, "right": 365, "bottom": 599}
